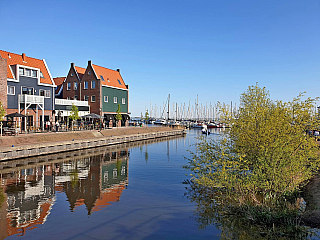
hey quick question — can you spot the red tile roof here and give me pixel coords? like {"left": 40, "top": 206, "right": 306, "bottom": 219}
{"left": 74, "top": 66, "right": 86, "bottom": 80}
{"left": 73, "top": 63, "right": 127, "bottom": 90}
{"left": 53, "top": 77, "right": 65, "bottom": 94}
{"left": 0, "top": 50, "right": 53, "bottom": 85}
{"left": 92, "top": 64, "right": 127, "bottom": 90}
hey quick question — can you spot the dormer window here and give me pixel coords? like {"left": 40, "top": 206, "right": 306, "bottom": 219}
{"left": 32, "top": 70, "right": 37, "bottom": 77}
{"left": 19, "top": 67, "right": 24, "bottom": 76}
{"left": 40, "top": 71, "right": 44, "bottom": 78}
{"left": 25, "top": 69, "right": 31, "bottom": 77}
{"left": 117, "top": 79, "right": 122, "bottom": 85}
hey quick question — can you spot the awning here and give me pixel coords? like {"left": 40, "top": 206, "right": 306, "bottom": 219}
{"left": 104, "top": 114, "right": 114, "bottom": 121}
{"left": 122, "top": 114, "right": 130, "bottom": 120}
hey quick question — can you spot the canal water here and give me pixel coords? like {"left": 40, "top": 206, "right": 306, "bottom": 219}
{"left": 0, "top": 128, "right": 224, "bottom": 240}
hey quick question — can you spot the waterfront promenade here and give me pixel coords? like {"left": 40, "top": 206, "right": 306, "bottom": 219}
{"left": 0, "top": 126, "right": 186, "bottom": 160}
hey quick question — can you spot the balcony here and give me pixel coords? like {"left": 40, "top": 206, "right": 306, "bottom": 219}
{"left": 19, "top": 94, "right": 44, "bottom": 104}
{"left": 55, "top": 99, "right": 89, "bottom": 107}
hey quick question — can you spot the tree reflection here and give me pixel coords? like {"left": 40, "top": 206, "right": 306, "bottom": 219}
{"left": 185, "top": 181, "right": 320, "bottom": 239}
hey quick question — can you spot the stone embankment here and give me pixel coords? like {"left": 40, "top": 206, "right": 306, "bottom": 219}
{"left": 0, "top": 127, "right": 186, "bottom": 161}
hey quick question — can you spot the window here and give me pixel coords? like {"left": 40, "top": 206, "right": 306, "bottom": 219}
{"left": 67, "top": 97, "right": 71, "bottom": 100}
{"left": 22, "top": 87, "right": 33, "bottom": 95}
{"left": 84, "top": 95, "right": 89, "bottom": 101}
{"left": 104, "top": 96, "right": 108, "bottom": 102}
{"left": 122, "top": 98, "right": 125, "bottom": 104}
{"left": 84, "top": 81, "right": 88, "bottom": 89}
{"left": 32, "top": 70, "right": 37, "bottom": 78}
{"left": 67, "top": 82, "right": 71, "bottom": 90}
{"left": 91, "top": 95, "right": 96, "bottom": 102}
{"left": 71, "top": 73, "right": 74, "bottom": 77}
{"left": 19, "top": 68, "right": 24, "bottom": 76}
{"left": 7, "top": 86, "right": 15, "bottom": 95}
{"left": 91, "top": 81, "right": 96, "bottom": 89}
{"left": 117, "top": 79, "right": 122, "bottom": 85}
{"left": 40, "top": 89, "right": 50, "bottom": 98}
{"left": 45, "top": 90, "right": 50, "bottom": 98}
{"left": 25, "top": 69, "right": 31, "bottom": 77}
{"left": 74, "top": 95, "right": 78, "bottom": 100}
{"left": 100, "top": 75, "right": 105, "bottom": 81}
{"left": 40, "top": 71, "right": 44, "bottom": 78}
{"left": 114, "top": 97, "right": 117, "bottom": 103}
{"left": 74, "top": 82, "right": 78, "bottom": 90}
{"left": 88, "top": 71, "right": 91, "bottom": 75}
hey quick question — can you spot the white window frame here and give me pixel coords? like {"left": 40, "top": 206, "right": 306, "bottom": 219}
{"left": 104, "top": 96, "right": 108, "bottom": 102}
{"left": 91, "top": 95, "right": 96, "bottom": 102}
{"left": 31, "top": 70, "right": 37, "bottom": 78}
{"left": 45, "top": 90, "right": 51, "bottom": 98}
{"left": 91, "top": 81, "right": 96, "bottom": 89}
{"left": 84, "top": 81, "right": 88, "bottom": 89}
{"left": 84, "top": 95, "right": 89, "bottom": 101}
{"left": 114, "top": 97, "right": 117, "bottom": 103}
{"left": 7, "top": 86, "right": 15, "bottom": 95}
{"left": 22, "top": 86, "right": 34, "bottom": 95}
{"left": 74, "top": 95, "right": 78, "bottom": 100}
{"left": 74, "top": 82, "right": 78, "bottom": 90}
{"left": 122, "top": 98, "right": 125, "bottom": 104}
{"left": 25, "top": 69, "right": 31, "bottom": 77}
{"left": 19, "top": 67, "right": 24, "bottom": 76}
{"left": 67, "top": 82, "right": 71, "bottom": 90}
{"left": 39, "top": 89, "right": 45, "bottom": 96}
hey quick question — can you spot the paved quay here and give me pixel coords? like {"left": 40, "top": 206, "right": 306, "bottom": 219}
{"left": 0, "top": 126, "right": 186, "bottom": 161}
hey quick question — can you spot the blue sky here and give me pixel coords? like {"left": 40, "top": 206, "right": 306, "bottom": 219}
{"left": 1, "top": 0, "right": 319, "bottom": 117}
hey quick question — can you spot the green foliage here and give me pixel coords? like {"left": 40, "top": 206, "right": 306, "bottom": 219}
{"left": 0, "top": 101, "right": 6, "bottom": 121}
{"left": 186, "top": 84, "right": 320, "bottom": 208}
{"left": 69, "top": 104, "right": 80, "bottom": 121}
{"left": 115, "top": 104, "right": 122, "bottom": 122}
{"left": 144, "top": 110, "right": 149, "bottom": 122}
{"left": 185, "top": 182, "right": 318, "bottom": 239}
{"left": 115, "top": 104, "right": 122, "bottom": 128}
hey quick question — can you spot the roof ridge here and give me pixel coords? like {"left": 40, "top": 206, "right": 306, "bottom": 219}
{"left": 0, "top": 50, "right": 44, "bottom": 61}
{"left": 92, "top": 63, "right": 118, "bottom": 72}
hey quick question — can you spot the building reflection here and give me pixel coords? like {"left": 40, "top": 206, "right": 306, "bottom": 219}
{"left": 0, "top": 147, "right": 129, "bottom": 239}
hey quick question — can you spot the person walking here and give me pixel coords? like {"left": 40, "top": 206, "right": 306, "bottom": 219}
{"left": 55, "top": 121, "right": 59, "bottom": 132}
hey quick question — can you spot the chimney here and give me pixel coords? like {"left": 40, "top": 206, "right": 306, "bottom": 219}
{"left": 117, "top": 69, "right": 120, "bottom": 73}
{"left": 88, "top": 60, "right": 92, "bottom": 66}
{"left": 22, "top": 53, "right": 26, "bottom": 62}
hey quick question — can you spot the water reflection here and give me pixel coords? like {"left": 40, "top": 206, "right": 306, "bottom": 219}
{"left": 55, "top": 150, "right": 128, "bottom": 215}
{"left": 0, "top": 135, "right": 184, "bottom": 239}
{"left": 185, "top": 181, "right": 320, "bottom": 239}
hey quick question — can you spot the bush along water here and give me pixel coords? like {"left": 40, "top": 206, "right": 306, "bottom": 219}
{"left": 184, "top": 84, "right": 320, "bottom": 239}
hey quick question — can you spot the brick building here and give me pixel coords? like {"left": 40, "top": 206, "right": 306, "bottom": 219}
{"left": 60, "top": 61, "right": 129, "bottom": 127}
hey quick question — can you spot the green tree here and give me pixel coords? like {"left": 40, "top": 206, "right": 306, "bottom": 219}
{"left": 144, "top": 110, "right": 149, "bottom": 127}
{"left": 186, "top": 84, "right": 320, "bottom": 209}
{"left": 115, "top": 104, "right": 122, "bottom": 128}
{"left": 69, "top": 104, "right": 80, "bottom": 131}
{"left": 0, "top": 101, "right": 6, "bottom": 136}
